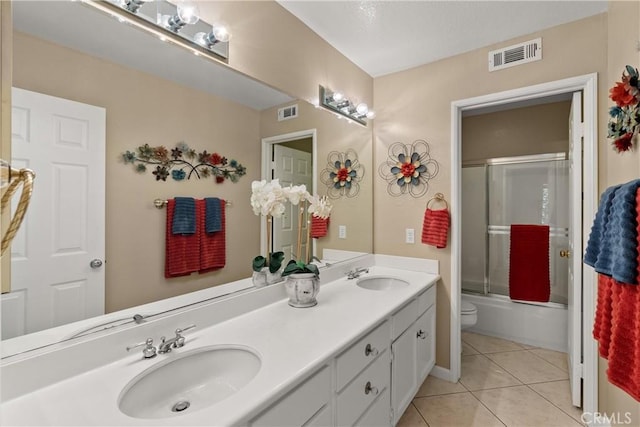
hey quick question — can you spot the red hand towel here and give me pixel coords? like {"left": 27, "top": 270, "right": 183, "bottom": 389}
{"left": 199, "top": 198, "right": 226, "bottom": 273}
{"left": 311, "top": 215, "right": 329, "bottom": 238}
{"left": 421, "top": 208, "right": 449, "bottom": 248}
{"left": 165, "top": 199, "right": 200, "bottom": 278}
{"left": 592, "top": 187, "right": 640, "bottom": 401}
{"left": 508, "top": 224, "right": 550, "bottom": 302}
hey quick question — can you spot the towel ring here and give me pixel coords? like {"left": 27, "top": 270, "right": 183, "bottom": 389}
{"left": 426, "top": 192, "right": 448, "bottom": 210}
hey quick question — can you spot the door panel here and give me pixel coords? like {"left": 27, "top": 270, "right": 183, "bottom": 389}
{"left": 3, "top": 88, "right": 105, "bottom": 339}
{"left": 568, "top": 91, "right": 583, "bottom": 407}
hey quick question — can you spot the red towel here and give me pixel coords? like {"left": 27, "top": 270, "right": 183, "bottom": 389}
{"left": 508, "top": 224, "right": 550, "bottom": 302}
{"left": 592, "top": 187, "right": 640, "bottom": 401}
{"left": 421, "top": 208, "right": 449, "bottom": 248}
{"left": 311, "top": 215, "right": 329, "bottom": 238}
{"left": 199, "top": 198, "right": 226, "bottom": 273}
{"left": 165, "top": 199, "right": 200, "bottom": 278}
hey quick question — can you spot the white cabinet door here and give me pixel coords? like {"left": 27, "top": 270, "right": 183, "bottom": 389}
{"left": 391, "top": 326, "right": 417, "bottom": 425}
{"left": 415, "top": 306, "right": 436, "bottom": 383}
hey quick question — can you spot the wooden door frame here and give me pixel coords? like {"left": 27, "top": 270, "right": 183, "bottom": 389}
{"left": 449, "top": 73, "right": 598, "bottom": 415}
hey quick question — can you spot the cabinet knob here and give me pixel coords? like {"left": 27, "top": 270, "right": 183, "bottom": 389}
{"left": 560, "top": 249, "right": 571, "bottom": 258}
{"left": 364, "top": 343, "right": 379, "bottom": 357}
{"left": 417, "top": 329, "right": 427, "bottom": 339}
{"left": 364, "top": 381, "right": 379, "bottom": 396}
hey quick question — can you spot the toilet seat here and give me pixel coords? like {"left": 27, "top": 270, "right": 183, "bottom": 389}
{"left": 461, "top": 301, "right": 477, "bottom": 314}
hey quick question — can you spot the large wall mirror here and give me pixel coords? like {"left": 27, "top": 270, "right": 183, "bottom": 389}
{"left": 2, "top": 0, "right": 372, "bottom": 357}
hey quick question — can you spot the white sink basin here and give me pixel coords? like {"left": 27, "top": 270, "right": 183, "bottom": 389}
{"left": 356, "top": 276, "right": 409, "bottom": 290}
{"left": 118, "top": 345, "right": 261, "bottom": 419}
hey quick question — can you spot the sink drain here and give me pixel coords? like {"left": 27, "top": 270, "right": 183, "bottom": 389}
{"left": 171, "top": 400, "right": 191, "bottom": 413}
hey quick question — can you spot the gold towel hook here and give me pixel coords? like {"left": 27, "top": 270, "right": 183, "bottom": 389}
{"left": 426, "top": 192, "right": 448, "bottom": 210}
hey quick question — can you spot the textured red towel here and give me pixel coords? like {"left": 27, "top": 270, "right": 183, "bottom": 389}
{"left": 508, "top": 224, "right": 550, "bottom": 302}
{"left": 311, "top": 215, "right": 329, "bottom": 238}
{"left": 165, "top": 199, "right": 200, "bottom": 278}
{"left": 593, "top": 187, "right": 640, "bottom": 401}
{"left": 200, "top": 198, "right": 226, "bottom": 273}
{"left": 421, "top": 208, "right": 449, "bottom": 248}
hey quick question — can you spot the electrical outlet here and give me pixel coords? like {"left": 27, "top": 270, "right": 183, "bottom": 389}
{"left": 405, "top": 228, "right": 415, "bottom": 244}
{"left": 338, "top": 225, "right": 347, "bottom": 239}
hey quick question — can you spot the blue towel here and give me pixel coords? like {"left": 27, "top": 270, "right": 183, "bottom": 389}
{"left": 584, "top": 185, "right": 620, "bottom": 267}
{"left": 585, "top": 179, "right": 640, "bottom": 284}
{"left": 205, "top": 197, "right": 222, "bottom": 233}
{"left": 172, "top": 197, "right": 196, "bottom": 235}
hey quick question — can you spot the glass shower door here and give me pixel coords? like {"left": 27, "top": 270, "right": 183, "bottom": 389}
{"left": 487, "top": 156, "right": 569, "bottom": 303}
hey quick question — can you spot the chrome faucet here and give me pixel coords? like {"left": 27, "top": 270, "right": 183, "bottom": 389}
{"left": 158, "top": 324, "right": 196, "bottom": 354}
{"left": 347, "top": 267, "right": 369, "bottom": 280}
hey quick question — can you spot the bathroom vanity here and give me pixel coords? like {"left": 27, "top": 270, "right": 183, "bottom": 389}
{"left": 0, "top": 254, "right": 438, "bottom": 426}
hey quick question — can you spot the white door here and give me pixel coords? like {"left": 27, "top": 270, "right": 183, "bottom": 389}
{"left": 272, "top": 144, "right": 312, "bottom": 262}
{"left": 567, "top": 91, "right": 583, "bottom": 407}
{"left": 3, "top": 88, "right": 106, "bottom": 339}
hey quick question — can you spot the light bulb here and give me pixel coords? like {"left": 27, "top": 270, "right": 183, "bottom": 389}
{"left": 332, "top": 92, "right": 344, "bottom": 102}
{"left": 356, "top": 103, "right": 368, "bottom": 115}
{"left": 177, "top": 3, "right": 199, "bottom": 25}
{"left": 212, "top": 26, "right": 231, "bottom": 43}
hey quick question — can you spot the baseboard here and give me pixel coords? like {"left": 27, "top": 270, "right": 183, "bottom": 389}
{"left": 429, "top": 365, "right": 451, "bottom": 382}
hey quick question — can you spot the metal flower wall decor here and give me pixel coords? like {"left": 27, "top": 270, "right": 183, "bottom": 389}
{"left": 122, "top": 142, "right": 247, "bottom": 183}
{"left": 378, "top": 140, "right": 439, "bottom": 197}
{"left": 320, "top": 149, "right": 365, "bottom": 199}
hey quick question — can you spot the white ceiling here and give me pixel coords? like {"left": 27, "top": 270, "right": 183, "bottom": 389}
{"left": 278, "top": 0, "right": 609, "bottom": 77}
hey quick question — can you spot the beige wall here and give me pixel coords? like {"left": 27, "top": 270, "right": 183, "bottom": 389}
{"left": 462, "top": 101, "right": 570, "bottom": 163}
{"left": 13, "top": 32, "right": 262, "bottom": 312}
{"left": 373, "top": 14, "right": 608, "bottom": 369}
{"left": 260, "top": 101, "right": 374, "bottom": 257}
{"left": 199, "top": 1, "right": 373, "bottom": 111}
{"left": 598, "top": 0, "right": 640, "bottom": 419}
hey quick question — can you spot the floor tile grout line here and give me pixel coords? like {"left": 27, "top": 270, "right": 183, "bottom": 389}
{"left": 526, "top": 348, "right": 570, "bottom": 373}
{"left": 483, "top": 349, "right": 567, "bottom": 384}
{"left": 410, "top": 402, "right": 431, "bottom": 427}
{"left": 525, "top": 383, "right": 586, "bottom": 425}
{"left": 468, "top": 387, "right": 508, "bottom": 427}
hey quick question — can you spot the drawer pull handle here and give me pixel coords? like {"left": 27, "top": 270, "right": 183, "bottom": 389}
{"left": 417, "top": 329, "right": 427, "bottom": 339}
{"left": 364, "top": 381, "right": 379, "bottom": 396}
{"left": 364, "top": 343, "right": 378, "bottom": 357}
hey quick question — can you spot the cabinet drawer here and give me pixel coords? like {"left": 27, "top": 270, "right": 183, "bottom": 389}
{"left": 418, "top": 285, "right": 436, "bottom": 315}
{"left": 354, "top": 387, "right": 390, "bottom": 427}
{"left": 251, "top": 365, "right": 330, "bottom": 426}
{"left": 336, "top": 320, "right": 390, "bottom": 391}
{"left": 392, "top": 299, "right": 418, "bottom": 340}
{"left": 337, "top": 349, "right": 390, "bottom": 426}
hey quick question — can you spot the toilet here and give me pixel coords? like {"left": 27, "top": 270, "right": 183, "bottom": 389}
{"left": 461, "top": 300, "right": 478, "bottom": 330}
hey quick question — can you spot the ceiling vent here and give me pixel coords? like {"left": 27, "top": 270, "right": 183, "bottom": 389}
{"left": 277, "top": 104, "right": 298, "bottom": 121}
{"left": 488, "top": 38, "right": 542, "bottom": 72}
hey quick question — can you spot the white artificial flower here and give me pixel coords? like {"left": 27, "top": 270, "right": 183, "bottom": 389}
{"left": 250, "top": 179, "right": 288, "bottom": 217}
{"left": 284, "top": 184, "right": 311, "bottom": 205}
{"left": 307, "top": 194, "right": 333, "bottom": 219}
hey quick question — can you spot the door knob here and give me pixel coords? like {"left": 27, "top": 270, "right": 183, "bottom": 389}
{"left": 90, "top": 259, "right": 103, "bottom": 269}
{"left": 560, "top": 250, "right": 571, "bottom": 258}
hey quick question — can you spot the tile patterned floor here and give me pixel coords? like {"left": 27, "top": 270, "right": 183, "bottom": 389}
{"left": 398, "top": 332, "right": 585, "bottom": 427}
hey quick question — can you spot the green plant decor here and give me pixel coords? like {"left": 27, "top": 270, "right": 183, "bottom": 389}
{"left": 252, "top": 251, "right": 285, "bottom": 273}
{"left": 282, "top": 259, "right": 320, "bottom": 278}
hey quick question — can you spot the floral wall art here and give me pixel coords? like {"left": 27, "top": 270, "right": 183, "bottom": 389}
{"left": 122, "top": 141, "right": 247, "bottom": 183}
{"left": 608, "top": 65, "right": 640, "bottom": 152}
{"left": 378, "top": 140, "right": 439, "bottom": 197}
{"left": 320, "top": 149, "right": 365, "bottom": 199}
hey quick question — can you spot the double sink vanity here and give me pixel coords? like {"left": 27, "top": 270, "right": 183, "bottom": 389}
{"left": 0, "top": 254, "right": 439, "bottom": 426}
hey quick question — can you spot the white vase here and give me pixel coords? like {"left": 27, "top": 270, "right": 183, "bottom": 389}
{"left": 252, "top": 268, "right": 268, "bottom": 288}
{"left": 267, "top": 265, "right": 284, "bottom": 284}
{"left": 284, "top": 273, "right": 319, "bottom": 308}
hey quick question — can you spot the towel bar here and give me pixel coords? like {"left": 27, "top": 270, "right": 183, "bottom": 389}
{"left": 153, "top": 198, "right": 232, "bottom": 209}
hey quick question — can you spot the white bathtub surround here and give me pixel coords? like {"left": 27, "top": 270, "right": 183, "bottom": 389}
{"left": 1, "top": 254, "right": 439, "bottom": 426}
{"left": 462, "top": 293, "right": 568, "bottom": 352}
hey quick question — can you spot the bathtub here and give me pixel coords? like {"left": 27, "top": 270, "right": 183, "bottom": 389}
{"left": 462, "top": 292, "right": 568, "bottom": 352}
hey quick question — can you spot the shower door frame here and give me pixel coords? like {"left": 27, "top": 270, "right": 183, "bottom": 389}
{"left": 449, "top": 74, "right": 598, "bottom": 416}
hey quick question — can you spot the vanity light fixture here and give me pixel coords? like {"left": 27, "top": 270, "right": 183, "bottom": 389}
{"left": 319, "top": 85, "right": 374, "bottom": 126}
{"left": 94, "top": 0, "right": 230, "bottom": 61}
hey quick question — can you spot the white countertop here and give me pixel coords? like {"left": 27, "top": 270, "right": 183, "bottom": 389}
{"left": 0, "top": 263, "right": 438, "bottom": 426}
